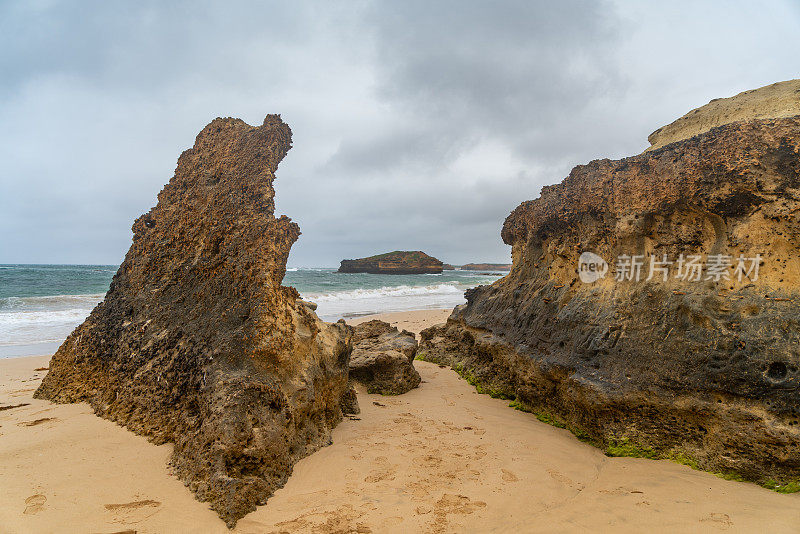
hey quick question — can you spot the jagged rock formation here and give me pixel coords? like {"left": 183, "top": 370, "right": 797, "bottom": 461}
{"left": 338, "top": 251, "right": 443, "bottom": 274}
{"left": 34, "top": 115, "right": 356, "bottom": 527}
{"left": 648, "top": 79, "right": 800, "bottom": 150}
{"left": 349, "top": 320, "right": 421, "bottom": 394}
{"left": 420, "top": 93, "right": 800, "bottom": 485}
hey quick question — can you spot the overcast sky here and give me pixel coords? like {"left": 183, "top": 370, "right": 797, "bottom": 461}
{"left": 1, "top": 1, "right": 798, "bottom": 266}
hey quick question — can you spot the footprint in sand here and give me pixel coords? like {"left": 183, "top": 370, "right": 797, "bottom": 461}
{"left": 415, "top": 453, "right": 443, "bottom": 468}
{"left": 393, "top": 417, "right": 423, "bottom": 432}
{"left": 104, "top": 499, "right": 161, "bottom": 524}
{"left": 700, "top": 512, "right": 733, "bottom": 529}
{"left": 469, "top": 446, "right": 488, "bottom": 460}
{"left": 501, "top": 469, "right": 519, "bottom": 482}
{"left": 273, "top": 504, "right": 371, "bottom": 534}
{"left": 463, "top": 408, "right": 484, "bottom": 420}
{"left": 547, "top": 469, "right": 585, "bottom": 491}
{"left": 364, "top": 457, "right": 396, "bottom": 483}
{"left": 429, "top": 494, "right": 487, "bottom": 533}
{"left": 24, "top": 494, "right": 47, "bottom": 515}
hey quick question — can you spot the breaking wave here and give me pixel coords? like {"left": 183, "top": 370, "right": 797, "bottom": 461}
{"left": 0, "top": 294, "right": 103, "bottom": 348}
{"left": 303, "top": 283, "right": 465, "bottom": 302}
{"left": 1, "top": 265, "right": 506, "bottom": 356}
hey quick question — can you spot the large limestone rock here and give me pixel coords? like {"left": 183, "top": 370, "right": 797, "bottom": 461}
{"left": 421, "top": 90, "right": 800, "bottom": 485}
{"left": 647, "top": 79, "right": 800, "bottom": 150}
{"left": 34, "top": 115, "right": 355, "bottom": 527}
{"left": 350, "top": 320, "right": 421, "bottom": 394}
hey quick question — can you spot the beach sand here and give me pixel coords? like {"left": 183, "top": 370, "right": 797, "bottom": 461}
{"left": 1, "top": 309, "right": 798, "bottom": 533}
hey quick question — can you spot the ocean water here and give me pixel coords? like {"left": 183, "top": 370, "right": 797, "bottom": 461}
{"left": 0, "top": 264, "right": 504, "bottom": 358}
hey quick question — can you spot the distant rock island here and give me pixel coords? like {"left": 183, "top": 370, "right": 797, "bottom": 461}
{"left": 460, "top": 263, "right": 512, "bottom": 271}
{"left": 338, "top": 251, "right": 443, "bottom": 274}
{"left": 442, "top": 263, "right": 512, "bottom": 271}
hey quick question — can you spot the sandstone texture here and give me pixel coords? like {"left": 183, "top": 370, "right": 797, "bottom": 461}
{"left": 648, "top": 79, "right": 800, "bottom": 150}
{"left": 421, "top": 95, "right": 800, "bottom": 485}
{"left": 338, "top": 251, "right": 444, "bottom": 274}
{"left": 349, "top": 320, "right": 421, "bottom": 394}
{"left": 35, "top": 115, "right": 355, "bottom": 527}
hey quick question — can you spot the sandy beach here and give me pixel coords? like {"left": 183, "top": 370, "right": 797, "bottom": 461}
{"left": 1, "top": 308, "right": 798, "bottom": 533}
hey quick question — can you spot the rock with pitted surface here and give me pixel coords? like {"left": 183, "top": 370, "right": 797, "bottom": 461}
{"left": 420, "top": 84, "right": 800, "bottom": 486}
{"left": 350, "top": 320, "right": 421, "bottom": 395}
{"left": 34, "top": 115, "right": 355, "bottom": 527}
{"left": 338, "top": 251, "right": 443, "bottom": 274}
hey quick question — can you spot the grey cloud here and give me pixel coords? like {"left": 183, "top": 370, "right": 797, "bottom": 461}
{"left": 365, "top": 1, "right": 624, "bottom": 154}
{"left": 1, "top": 1, "right": 799, "bottom": 267}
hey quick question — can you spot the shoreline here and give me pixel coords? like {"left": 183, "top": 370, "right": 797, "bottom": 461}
{"left": 344, "top": 308, "right": 452, "bottom": 334}
{"left": 0, "top": 306, "right": 453, "bottom": 361}
{"left": 0, "top": 344, "right": 62, "bottom": 360}
{"left": 2, "top": 309, "right": 798, "bottom": 532}
{"left": 0, "top": 308, "right": 454, "bottom": 361}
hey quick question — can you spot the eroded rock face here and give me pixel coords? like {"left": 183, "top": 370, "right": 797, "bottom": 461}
{"left": 34, "top": 115, "right": 355, "bottom": 527}
{"left": 350, "top": 320, "right": 421, "bottom": 394}
{"left": 421, "top": 111, "right": 800, "bottom": 484}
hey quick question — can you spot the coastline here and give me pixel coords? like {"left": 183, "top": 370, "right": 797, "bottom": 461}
{"left": 0, "top": 266, "right": 497, "bottom": 358}
{"left": 1, "top": 309, "right": 798, "bottom": 533}
{"left": 345, "top": 308, "right": 452, "bottom": 334}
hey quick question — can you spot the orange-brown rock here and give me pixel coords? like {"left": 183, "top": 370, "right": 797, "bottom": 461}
{"left": 422, "top": 94, "right": 800, "bottom": 485}
{"left": 349, "top": 320, "right": 420, "bottom": 395}
{"left": 34, "top": 115, "right": 355, "bottom": 527}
